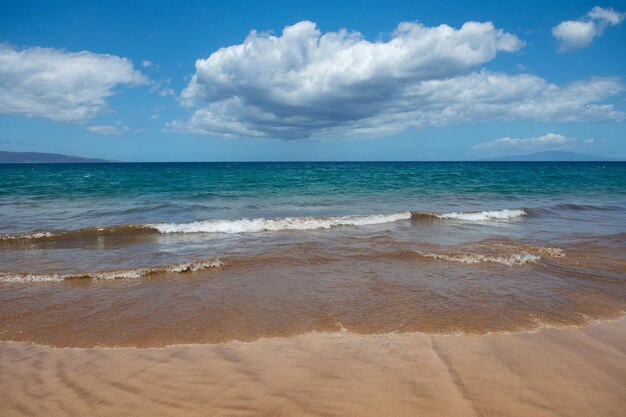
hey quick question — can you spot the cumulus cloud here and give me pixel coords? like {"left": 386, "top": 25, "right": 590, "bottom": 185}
{"left": 552, "top": 6, "right": 625, "bottom": 52}
{"left": 170, "top": 21, "right": 624, "bottom": 140}
{"left": 171, "top": 20, "right": 526, "bottom": 139}
{"left": 0, "top": 44, "right": 147, "bottom": 122}
{"left": 86, "top": 123, "right": 131, "bottom": 135}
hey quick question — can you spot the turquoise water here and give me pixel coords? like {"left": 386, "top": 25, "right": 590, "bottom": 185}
{"left": 1, "top": 162, "right": 625, "bottom": 233}
{"left": 1, "top": 161, "right": 625, "bottom": 274}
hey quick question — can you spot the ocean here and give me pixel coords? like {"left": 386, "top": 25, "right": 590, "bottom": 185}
{"left": 0, "top": 161, "right": 625, "bottom": 347}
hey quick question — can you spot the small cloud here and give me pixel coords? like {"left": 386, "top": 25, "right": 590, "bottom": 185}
{"left": 552, "top": 6, "right": 625, "bottom": 52}
{"left": 473, "top": 133, "right": 573, "bottom": 150}
{"left": 86, "top": 123, "right": 130, "bottom": 135}
{"left": 583, "top": 138, "right": 595, "bottom": 145}
{"left": 159, "top": 87, "right": 174, "bottom": 97}
{"left": 150, "top": 105, "right": 165, "bottom": 119}
{"left": 150, "top": 78, "right": 175, "bottom": 97}
{"left": 142, "top": 60, "right": 161, "bottom": 69}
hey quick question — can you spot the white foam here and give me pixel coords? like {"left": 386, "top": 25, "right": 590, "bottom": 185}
{"left": 413, "top": 251, "right": 541, "bottom": 266}
{"left": 0, "top": 274, "right": 67, "bottom": 283}
{"left": 165, "top": 259, "right": 224, "bottom": 273}
{"left": 0, "top": 231, "right": 55, "bottom": 241}
{"left": 0, "top": 258, "right": 223, "bottom": 283}
{"left": 434, "top": 209, "right": 526, "bottom": 222}
{"left": 89, "top": 270, "right": 147, "bottom": 280}
{"left": 149, "top": 212, "right": 413, "bottom": 234}
{"left": 533, "top": 247, "right": 565, "bottom": 258}
{"left": 0, "top": 209, "right": 527, "bottom": 241}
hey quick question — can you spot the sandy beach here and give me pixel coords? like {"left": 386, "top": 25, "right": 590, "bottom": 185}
{"left": 2, "top": 318, "right": 624, "bottom": 417}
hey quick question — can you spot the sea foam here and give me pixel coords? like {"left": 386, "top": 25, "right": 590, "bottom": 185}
{"left": 430, "top": 208, "right": 526, "bottom": 222}
{"left": 0, "top": 208, "right": 528, "bottom": 242}
{"left": 411, "top": 251, "right": 541, "bottom": 266}
{"left": 149, "top": 212, "right": 413, "bottom": 234}
{"left": 410, "top": 242, "right": 564, "bottom": 266}
{"left": 0, "top": 259, "right": 223, "bottom": 283}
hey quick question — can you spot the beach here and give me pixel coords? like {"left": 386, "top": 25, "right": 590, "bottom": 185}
{"left": 1, "top": 162, "right": 625, "bottom": 415}
{"left": 2, "top": 318, "right": 625, "bottom": 417}
{"left": 3, "top": 0, "right": 626, "bottom": 414}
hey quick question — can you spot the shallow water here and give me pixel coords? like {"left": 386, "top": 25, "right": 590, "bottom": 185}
{"left": 0, "top": 162, "right": 624, "bottom": 347}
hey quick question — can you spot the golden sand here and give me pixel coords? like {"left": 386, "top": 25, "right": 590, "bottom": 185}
{"left": 1, "top": 318, "right": 625, "bottom": 417}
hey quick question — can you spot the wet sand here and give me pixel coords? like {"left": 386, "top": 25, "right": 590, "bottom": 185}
{"left": 1, "top": 319, "right": 625, "bottom": 417}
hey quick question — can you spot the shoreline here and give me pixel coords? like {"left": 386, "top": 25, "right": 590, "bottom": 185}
{"left": 2, "top": 317, "right": 624, "bottom": 416}
{"left": 1, "top": 311, "right": 625, "bottom": 350}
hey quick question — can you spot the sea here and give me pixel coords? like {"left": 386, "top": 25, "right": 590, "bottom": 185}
{"left": 0, "top": 161, "right": 624, "bottom": 347}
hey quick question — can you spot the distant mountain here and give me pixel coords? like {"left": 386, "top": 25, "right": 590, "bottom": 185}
{"left": 485, "top": 151, "right": 622, "bottom": 162}
{"left": 0, "top": 151, "right": 111, "bottom": 163}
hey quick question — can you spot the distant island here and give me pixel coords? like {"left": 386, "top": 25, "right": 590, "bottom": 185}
{"left": 0, "top": 151, "right": 111, "bottom": 163}
{"left": 484, "top": 151, "right": 622, "bottom": 162}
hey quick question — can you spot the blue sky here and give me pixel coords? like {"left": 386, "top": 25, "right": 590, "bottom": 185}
{"left": 0, "top": 0, "right": 624, "bottom": 161}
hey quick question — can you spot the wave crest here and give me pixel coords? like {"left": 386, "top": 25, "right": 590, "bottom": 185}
{"left": 0, "top": 208, "right": 529, "bottom": 242}
{"left": 412, "top": 208, "right": 526, "bottom": 222}
{"left": 409, "top": 242, "right": 564, "bottom": 266}
{"left": 0, "top": 224, "right": 153, "bottom": 242}
{"left": 0, "top": 258, "right": 223, "bottom": 283}
{"left": 149, "top": 212, "right": 413, "bottom": 234}
{"left": 411, "top": 251, "right": 541, "bottom": 266}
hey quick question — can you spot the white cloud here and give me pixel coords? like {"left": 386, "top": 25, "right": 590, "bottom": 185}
{"left": 472, "top": 133, "right": 593, "bottom": 150}
{"left": 149, "top": 105, "right": 165, "bottom": 120}
{"left": 401, "top": 72, "right": 624, "bottom": 124}
{"left": 172, "top": 20, "right": 524, "bottom": 139}
{"left": 552, "top": 6, "right": 625, "bottom": 52}
{"left": 0, "top": 44, "right": 147, "bottom": 122}
{"left": 588, "top": 6, "right": 625, "bottom": 25}
{"left": 86, "top": 123, "right": 130, "bottom": 135}
{"left": 170, "top": 21, "right": 624, "bottom": 140}
{"left": 150, "top": 78, "right": 175, "bottom": 97}
{"left": 159, "top": 87, "right": 174, "bottom": 97}
{"left": 142, "top": 60, "right": 153, "bottom": 68}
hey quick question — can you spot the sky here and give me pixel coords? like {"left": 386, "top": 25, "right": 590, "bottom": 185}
{"left": 0, "top": 0, "right": 625, "bottom": 161}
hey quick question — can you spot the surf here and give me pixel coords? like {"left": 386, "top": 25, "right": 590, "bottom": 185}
{"left": 0, "top": 208, "right": 529, "bottom": 243}
{"left": 0, "top": 258, "right": 223, "bottom": 283}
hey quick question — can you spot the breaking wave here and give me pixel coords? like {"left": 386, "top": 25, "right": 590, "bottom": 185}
{"left": 0, "top": 258, "right": 223, "bottom": 283}
{"left": 409, "top": 245, "right": 564, "bottom": 266}
{"left": 411, "top": 251, "right": 540, "bottom": 266}
{"left": 0, "top": 224, "right": 154, "bottom": 242}
{"left": 0, "top": 208, "right": 529, "bottom": 243}
{"left": 149, "top": 212, "right": 413, "bottom": 234}
{"left": 411, "top": 208, "right": 526, "bottom": 222}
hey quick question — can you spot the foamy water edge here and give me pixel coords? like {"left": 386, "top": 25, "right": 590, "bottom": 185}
{"left": 0, "top": 259, "right": 223, "bottom": 283}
